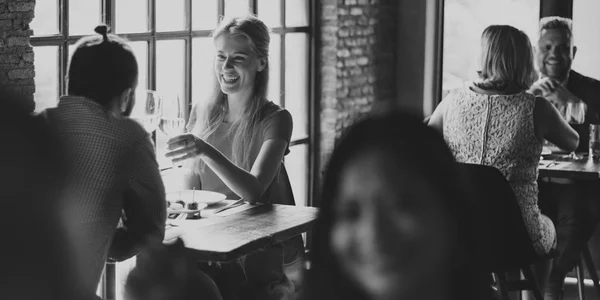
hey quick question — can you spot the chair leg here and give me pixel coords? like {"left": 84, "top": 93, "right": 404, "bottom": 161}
{"left": 522, "top": 267, "right": 544, "bottom": 300}
{"left": 582, "top": 246, "right": 600, "bottom": 299}
{"left": 495, "top": 272, "right": 511, "bottom": 300}
{"left": 577, "top": 260, "right": 586, "bottom": 300}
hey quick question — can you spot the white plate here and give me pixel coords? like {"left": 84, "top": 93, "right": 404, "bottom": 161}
{"left": 166, "top": 190, "right": 227, "bottom": 205}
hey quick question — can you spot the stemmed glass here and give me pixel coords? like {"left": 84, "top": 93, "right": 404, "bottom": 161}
{"left": 159, "top": 95, "right": 186, "bottom": 137}
{"left": 559, "top": 101, "right": 586, "bottom": 160}
{"left": 129, "top": 90, "right": 162, "bottom": 133}
{"left": 160, "top": 95, "right": 186, "bottom": 167}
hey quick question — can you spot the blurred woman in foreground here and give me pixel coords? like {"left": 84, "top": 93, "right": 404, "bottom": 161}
{"left": 302, "top": 111, "right": 490, "bottom": 300}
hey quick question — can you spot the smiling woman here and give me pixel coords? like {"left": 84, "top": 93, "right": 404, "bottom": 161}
{"left": 164, "top": 15, "right": 305, "bottom": 300}
{"left": 214, "top": 33, "right": 267, "bottom": 97}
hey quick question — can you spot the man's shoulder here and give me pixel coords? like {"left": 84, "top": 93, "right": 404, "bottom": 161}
{"left": 568, "top": 70, "right": 600, "bottom": 101}
{"left": 114, "top": 117, "right": 149, "bottom": 138}
{"left": 569, "top": 70, "right": 600, "bottom": 89}
{"left": 47, "top": 103, "right": 150, "bottom": 145}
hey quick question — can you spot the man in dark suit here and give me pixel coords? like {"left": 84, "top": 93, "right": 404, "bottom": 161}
{"left": 531, "top": 16, "right": 600, "bottom": 300}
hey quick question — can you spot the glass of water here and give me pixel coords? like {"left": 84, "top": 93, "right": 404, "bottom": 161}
{"left": 559, "top": 101, "right": 586, "bottom": 160}
{"left": 159, "top": 95, "right": 185, "bottom": 137}
{"left": 160, "top": 95, "right": 186, "bottom": 168}
{"left": 590, "top": 124, "right": 600, "bottom": 160}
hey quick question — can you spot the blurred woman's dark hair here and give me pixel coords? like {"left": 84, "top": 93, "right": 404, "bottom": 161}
{"left": 301, "top": 110, "right": 491, "bottom": 300}
{"left": 67, "top": 25, "right": 138, "bottom": 106}
{"left": 0, "top": 93, "right": 90, "bottom": 299}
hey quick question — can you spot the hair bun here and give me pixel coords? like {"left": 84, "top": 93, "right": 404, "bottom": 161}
{"left": 94, "top": 25, "right": 109, "bottom": 41}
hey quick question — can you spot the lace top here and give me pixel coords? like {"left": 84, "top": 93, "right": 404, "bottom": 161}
{"left": 443, "top": 87, "right": 554, "bottom": 254}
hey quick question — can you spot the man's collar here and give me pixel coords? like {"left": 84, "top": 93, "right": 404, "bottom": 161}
{"left": 58, "top": 95, "right": 118, "bottom": 116}
{"left": 538, "top": 71, "right": 571, "bottom": 86}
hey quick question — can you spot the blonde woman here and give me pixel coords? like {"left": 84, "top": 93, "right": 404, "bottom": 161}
{"left": 428, "top": 25, "right": 578, "bottom": 256}
{"left": 166, "top": 15, "right": 303, "bottom": 300}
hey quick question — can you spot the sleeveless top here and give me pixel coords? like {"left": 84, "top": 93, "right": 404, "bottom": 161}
{"left": 443, "top": 87, "right": 554, "bottom": 254}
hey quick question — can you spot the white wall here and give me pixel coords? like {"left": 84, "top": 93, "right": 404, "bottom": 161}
{"left": 572, "top": 0, "right": 600, "bottom": 80}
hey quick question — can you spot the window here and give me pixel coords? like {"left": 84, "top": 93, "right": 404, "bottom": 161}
{"left": 442, "top": 0, "right": 540, "bottom": 96}
{"left": 31, "top": 0, "right": 313, "bottom": 205}
{"left": 573, "top": 0, "right": 600, "bottom": 80}
{"left": 31, "top": 0, "right": 313, "bottom": 297}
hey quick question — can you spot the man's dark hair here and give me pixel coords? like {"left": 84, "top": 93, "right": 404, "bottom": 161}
{"left": 67, "top": 25, "right": 138, "bottom": 106}
{"left": 539, "top": 16, "right": 574, "bottom": 41}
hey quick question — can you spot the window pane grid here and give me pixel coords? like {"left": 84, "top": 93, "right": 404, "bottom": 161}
{"left": 442, "top": 0, "right": 539, "bottom": 93}
{"left": 32, "top": 0, "right": 314, "bottom": 206}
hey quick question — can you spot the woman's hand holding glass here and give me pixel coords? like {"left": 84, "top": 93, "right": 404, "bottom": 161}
{"left": 166, "top": 134, "right": 209, "bottom": 164}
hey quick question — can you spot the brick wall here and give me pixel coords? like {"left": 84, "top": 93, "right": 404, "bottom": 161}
{"left": 0, "top": 0, "right": 35, "bottom": 112}
{"left": 317, "top": 0, "right": 397, "bottom": 198}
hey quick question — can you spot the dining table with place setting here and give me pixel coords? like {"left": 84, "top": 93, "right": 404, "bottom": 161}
{"left": 539, "top": 155, "right": 600, "bottom": 180}
{"left": 539, "top": 126, "right": 600, "bottom": 181}
{"left": 163, "top": 189, "right": 319, "bottom": 262}
{"left": 100, "top": 187, "right": 319, "bottom": 300}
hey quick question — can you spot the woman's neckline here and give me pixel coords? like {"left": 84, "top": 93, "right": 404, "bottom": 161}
{"left": 467, "top": 84, "right": 523, "bottom": 97}
{"left": 223, "top": 100, "right": 273, "bottom": 124}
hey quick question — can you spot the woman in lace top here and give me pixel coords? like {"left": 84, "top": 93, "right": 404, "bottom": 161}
{"left": 428, "top": 25, "right": 578, "bottom": 256}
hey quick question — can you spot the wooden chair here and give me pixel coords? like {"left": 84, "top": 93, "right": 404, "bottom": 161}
{"left": 457, "top": 163, "right": 554, "bottom": 300}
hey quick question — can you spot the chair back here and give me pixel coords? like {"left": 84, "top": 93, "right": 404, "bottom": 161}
{"left": 456, "top": 163, "right": 537, "bottom": 272}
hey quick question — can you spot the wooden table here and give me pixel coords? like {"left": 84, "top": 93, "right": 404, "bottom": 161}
{"left": 538, "top": 155, "right": 600, "bottom": 290}
{"left": 100, "top": 202, "right": 318, "bottom": 300}
{"left": 539, "top": 156, "right": 600, "bottom": 180}
{"left": 165, "top": 203, "right": 319, "bottom": 262}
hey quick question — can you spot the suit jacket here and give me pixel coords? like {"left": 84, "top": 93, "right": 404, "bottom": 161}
{"left": 566, "top": 70, "right": 600, "bottom": 153}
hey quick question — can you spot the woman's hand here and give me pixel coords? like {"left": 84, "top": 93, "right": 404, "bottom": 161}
{"left": 166, "top": 134, "right": 209, "bottom": 163}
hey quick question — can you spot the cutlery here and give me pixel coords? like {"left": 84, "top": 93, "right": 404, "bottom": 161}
{"left": 166, "top": 212, "right": 188, "bottom": 227}
{"left": 213, "top": 199, "right": 246, "bottom": 214}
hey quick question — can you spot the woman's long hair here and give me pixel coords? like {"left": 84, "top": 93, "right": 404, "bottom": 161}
{"left": 474, "top": 25, "right": 537, "bottom": 92}
{"left": 302, "top": 110, "right": 491, "bottom": 300}
{"left": 187, "top": 15, "right": 270, "bottom": 171}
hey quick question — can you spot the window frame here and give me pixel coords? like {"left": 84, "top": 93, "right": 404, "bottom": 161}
{"left": 434, "top": 0, "right": 569, "bottom": 110}
{"left": 30, "top": 0, "right": 316, "bottom": 207}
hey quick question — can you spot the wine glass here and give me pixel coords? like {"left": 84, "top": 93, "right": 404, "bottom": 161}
{"left": 559, "top": 101, "right": 586, "bottom": 160}
{"left": 129, "top": 90, "right": 162, "bottom": 133}
{"left": 160, "top": 95, "right": 186, "bottom": 167}
{"left": 159, "top": 95, "right": 186, "bottom": 137}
